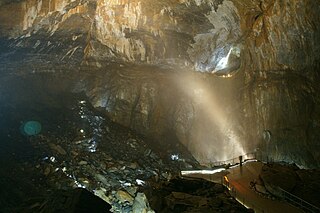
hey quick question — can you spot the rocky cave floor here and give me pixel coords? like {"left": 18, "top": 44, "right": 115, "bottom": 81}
{"left": 0, "top": 75, "right": 250, "bottom": 213}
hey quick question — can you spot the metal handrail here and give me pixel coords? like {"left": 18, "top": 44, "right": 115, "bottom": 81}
{"left": 212, "top": 152, "right": 320, "bottom": 212}
{"left": 278, "top": 187, "right": 320, "bottom": 213}
{"left": 209, "top": 152, "right": 257, "bottom": 167}
{"left": 221, "top": 176, "right": 265, "bottom": 212}
{"left": 218, "top": 152, "right": 320, "bottom": 213}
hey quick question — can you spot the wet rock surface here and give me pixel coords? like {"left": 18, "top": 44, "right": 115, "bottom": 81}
{"left": 144, "top": 177, "right": 252, "bottom": 213}
{"left": 259, "top": 163, "right": 320, "bottom": 208}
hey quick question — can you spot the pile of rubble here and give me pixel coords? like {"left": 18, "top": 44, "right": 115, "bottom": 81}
{"left": 0, "top": 95, "right": 199, "bottom": 212}
{"left": 144, "top": 177, "right": 252, "bottom": 212}
{"left": 0, "top": 80, "right": 248, "bottom": 212}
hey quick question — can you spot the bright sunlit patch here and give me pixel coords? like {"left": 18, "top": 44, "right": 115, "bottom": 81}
{"left": 220, "top": 73, "right": 232, "bottom": 78}
{"left": 243, "top": 159, "right": 258, "bottom": 163}
{"left": 171, "top": 154, "right": 179, "bottom": 161}
{"left": 211, "top": 46, "right": 241, "bottom": 77}
{"left": 120, "top": 182, "right": 132, "bottom": 187}
{"left": 50, "top": 156, "right": 56, "bottom": 163}
{"left": 74, "top": 180, "right": 86, "bottom": 188}
{"left": 136, "top": 179, "right": 145, "bottom": 186}
{"left": 62, "top": 169, "right": 87, "bottom": 189}
{"left": 181, "top": 168, "right": 226, "bottom": 176}
{"left": 88, "top": 139, "right": 97, "bottom": 152}
{"left": 214, "top": 48, "right": 233, "bottom": 72}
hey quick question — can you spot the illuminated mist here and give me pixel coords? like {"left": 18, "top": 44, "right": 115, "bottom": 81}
{"left": 174, "top": 72, "right": 245, "bottom": 164}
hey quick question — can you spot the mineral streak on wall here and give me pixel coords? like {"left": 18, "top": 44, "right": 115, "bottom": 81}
{"left": 0, "top": 0, "right": 319, "bottom": 167}
{"left": 0, "top": 0, "right": 88, "bottom": 37}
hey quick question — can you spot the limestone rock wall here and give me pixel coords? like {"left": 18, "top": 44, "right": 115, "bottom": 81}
{"left": 0, "top": 0, "right": 89, "bottom": 37}
{"left": 236, "top": 0, "right": 320, "bottom": 167}
{"left": 1, "top": 0, "right": 320, "bottom": 167}
{"left": 238, "top": 0, "right": 320, "bottom": 72}
{"left": 92, "top": 0, "right": 215, "bottom": 64}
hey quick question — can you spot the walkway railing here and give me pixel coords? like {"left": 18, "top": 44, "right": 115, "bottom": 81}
{"left": 216, "top": 152, "right": 320, "bottom": 213}
{"left": 221, "top": 176, "right": 265, "bottom": 213}
{"left": 209, "top": 152, "right": 257, "bottom": 167}
{"left": 278, "top": 187, "right": 320, "bottom": 213}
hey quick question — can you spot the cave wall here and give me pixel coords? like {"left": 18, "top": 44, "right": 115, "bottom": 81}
{"left": 1, "top": 0, "right": 320, "bottom": 167}
{"left": 237, "top": 0, "right": 320, "bottom": 167}
{"left": 71, "top": 67, "right": 245, "bottom": 163}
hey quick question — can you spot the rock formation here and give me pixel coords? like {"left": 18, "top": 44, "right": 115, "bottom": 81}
{"left": 0, "top": 0, "right": 320, "bottom": 168}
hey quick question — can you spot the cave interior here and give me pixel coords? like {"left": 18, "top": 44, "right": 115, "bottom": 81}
{"left": 0, "top": 0, "right": 320, "bottom": 212}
